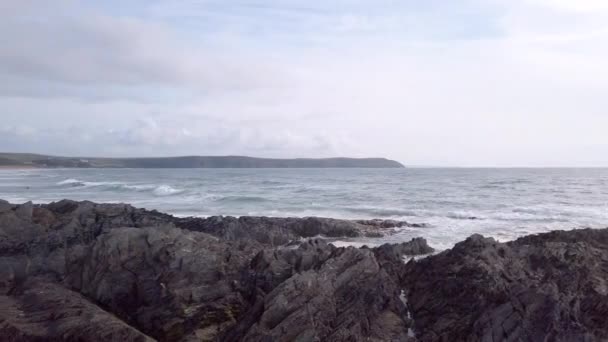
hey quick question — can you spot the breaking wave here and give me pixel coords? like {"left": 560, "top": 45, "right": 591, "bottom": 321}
{"left": 56, "top": 178, "right": 184, "bottom": 196}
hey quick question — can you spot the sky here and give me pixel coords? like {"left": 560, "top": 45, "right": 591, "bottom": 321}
{"left": 1, "top": 0, "right": 608, "bottom": 167}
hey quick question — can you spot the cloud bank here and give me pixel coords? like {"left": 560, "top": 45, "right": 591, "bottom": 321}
{"left": 1, "top": 0, "right": 607, "bottom": 166}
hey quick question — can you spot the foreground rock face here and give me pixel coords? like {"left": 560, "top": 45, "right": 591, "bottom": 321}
{"left": 404, "top": 231, "right": 608, "bottom": 341}
{"left": 0, "top": 199, "right": 607, "bottom": 341}
{"left": 0, "top": 200, "right": 428, "bottom": 341}
{"left": 0, "top": 280, "right": 155, "bottom": 341}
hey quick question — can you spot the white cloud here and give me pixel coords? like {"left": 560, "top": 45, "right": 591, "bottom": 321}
{"left": 0, "top": 1, "right": 289, "bottom": 97}
{"left": 521, "top": 0, "right": 608, "bottom": 12}
{"left": 1, "top": 0, "right": 608, "bottom": 165}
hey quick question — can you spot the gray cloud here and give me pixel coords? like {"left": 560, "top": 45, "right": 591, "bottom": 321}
{"left": 0, "top": 2, "right": 289, "bottom": 102}
{"left": 1, "top": 0, "right": 608, "bottom": 165}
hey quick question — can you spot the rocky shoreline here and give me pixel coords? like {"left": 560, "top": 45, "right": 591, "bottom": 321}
{"left": 1, "top": 199, "right": 607, "bottom": 341}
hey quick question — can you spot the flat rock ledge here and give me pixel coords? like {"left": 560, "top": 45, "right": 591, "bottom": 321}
{"left": 0, "top": 199, "right": 607, "bottom": 342}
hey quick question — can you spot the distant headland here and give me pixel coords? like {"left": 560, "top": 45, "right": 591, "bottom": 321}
{"left": 0, "top": 153, "right": 404, "bottom": 168}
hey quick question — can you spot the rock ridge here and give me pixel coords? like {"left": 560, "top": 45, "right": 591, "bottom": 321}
{"left": 1, "top": 199, "right": 607, "bottom": 341}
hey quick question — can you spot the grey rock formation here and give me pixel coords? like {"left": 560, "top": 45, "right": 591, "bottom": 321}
{"left": 1, "top": 199, "right": 607, "bottom": 341}
{"left": 0, "top": 199, "right": 12, "bottom": 213}
{"left": 0, "top": 199, "right": 429, "bottom": 341}
{"left": 375, "top": 237, "right": 435, "bottom": 258}
{"left": 174, "top": 215, "right": 417, "bottom": 245}
{"left": 354, "top": 219, "right": 428, "bottom": 229}
{"left": 64, "top": 226, "right": 260, "bottom": 341}
{"left": 404, "top": 231, "right": 608, "bottom": 341}
{"left": 14, "top": 201, "right": 33, "bottom": 221}
{"left": 0, "top": 279, "right": 154, "bottom": 341}
{"left": 233, "top": 244, "right": 412, "bottom": 341}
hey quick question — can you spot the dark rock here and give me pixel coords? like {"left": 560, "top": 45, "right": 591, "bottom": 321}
{"left": 45, "top": 198, "right": 81, "bottom": 214}
{"left": 175, "top": 216, "right": 414, "bottom": 245}
{"left": 65, "top": 226, "right": 259, "bottom": 341}
{"left": 0, "top": 279, "right": 154, "bottom": 341}
{"left": 0, "top": 199, "right": 423, "bottom": 341}
{"left": 14, "top": 201, "right": 33, "bottom": 221}
{"left": 0, "top": 199, "right": 11, "bottom": 213}
{"left": 32, "top": 207, "right": 57, "bottom": 227}
{"left": 354, "top": 219, "right": 408, "bottom": 228}
{"left": 375, "top": 237, "right": 435, "bottom": 259}
{"left": 354, "top": 218, "right": 423, "bottom": 229}
{"left": 224, "top": 242, "right": 413, "bottom": 341}
{"left": 372, "top": 238, "right": 435, "bottom": 288}
{"left": 404, "top": 229, "right": 608, "bottom": 341}
{"left": 2, "top": 198, "right": 607, "bottom": 341}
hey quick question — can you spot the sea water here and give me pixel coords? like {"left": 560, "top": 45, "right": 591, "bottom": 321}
{"left": 2, "top": 168, "right": 607, "bottom": 250}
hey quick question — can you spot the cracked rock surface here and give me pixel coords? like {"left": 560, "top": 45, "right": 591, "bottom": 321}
{"left": 404, "top": 231, "right": 608, "bottom": 342}
{"left": 1, "top": 199, "right": 607, "bottom": 341}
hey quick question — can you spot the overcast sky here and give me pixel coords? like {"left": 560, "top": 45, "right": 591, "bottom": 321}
{"left": 1, "top": 0, "right": 608, "bottom": 166}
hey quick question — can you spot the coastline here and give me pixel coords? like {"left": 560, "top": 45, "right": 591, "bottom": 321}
{"left": 0, "top": 165, "right": 39, "bottom": 170}
{"left": 1, "top": 198, "right": 607, "bottom": 341}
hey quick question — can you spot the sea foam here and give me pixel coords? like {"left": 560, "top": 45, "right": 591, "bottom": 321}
{"left": 57, "top": 178, "right": 184, "bottom": 196}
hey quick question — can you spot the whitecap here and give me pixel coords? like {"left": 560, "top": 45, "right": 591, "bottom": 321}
{"left": 57, "top": 178, "right": 84, "bottom": 186}
{"left": 57, "top": 178, "right": 184, "bottom": 196}
{"left": 153, "top": 185, "right": 184, "bottom": 196}
{"left": 56, "top": 178, "right": 123, "bottom": 188}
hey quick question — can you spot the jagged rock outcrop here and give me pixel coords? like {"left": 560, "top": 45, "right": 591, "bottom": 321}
{"left": 222, "top": 238, "right": 423, "bottom": 341}
{"left": 354, "top": 219, "right": 428, "bottom": 229}
{"left": 0, "top": 200, "right": 430, "bottom": 341}
{"left": 404, "top": 231, "right": 608, "bottom": 341}
{"left": 174, "top": 215, "right": 421, "bottom": 245}
{"left": 2, "top": 199, "right": 608, "bottom": 341}
{"left": 0, "top": 279, "right": 154, "bottom": 341}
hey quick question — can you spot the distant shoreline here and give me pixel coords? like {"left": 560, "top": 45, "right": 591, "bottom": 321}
{"left": 0, "top": 153, "right": 405, "bottom": 169}
{"left": 0, "top": 165, "right": 39, "bottom": 170}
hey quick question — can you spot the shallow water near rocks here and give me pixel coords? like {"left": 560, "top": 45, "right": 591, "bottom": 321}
{"left": 2, "top": 167, "right": 608, "bottom": 250}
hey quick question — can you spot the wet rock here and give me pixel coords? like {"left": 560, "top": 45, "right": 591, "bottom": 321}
{"left": 14, "top": 201, "right": 33, "bottom": 221}
{"left": 0, "top": 279, "right": 155, "bottom": 341}
{"left": 224, "top": 244, "right": 413, "bottom": 341}
{"left": 32, "top": 207, "right": 57, "bottom": 227}
{"left": 65, "top": 226, "right": 259, "bottom": 341}
{"left": 175, "top": 216, "right": 413, "bottom": 245}
{"left": 0, "top": 199, "right": 11, "bottom": 213}
{"left": 0, "top": 199, "right": 427, "bottom": 341}
{"left": 2, "top": 198, "right": 607, "bottom": 341}
{"left": 404, "top": 229, "right": 608, "bottom": 341}
{"left": 354, "top": 219, "right": 420, "bottom": 228}
{"left": 375, "top": 237, "right": 435, "bottom": 258}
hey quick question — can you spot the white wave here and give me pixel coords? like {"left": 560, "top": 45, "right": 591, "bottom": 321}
{"left": 153, "top": 185, "right": 184, "bottom": 196}
{"left": 122, "top": 184, "right": 157, "bottom": 191}
{"left": 56, "top": 178, "right": 123, "bottom": 188}
{"left": 57, "top": 178, "right": 184, "bottom": 196}
{"left": 331, "top": 240, "right": 380, "bottom": 248}
{"left": 57, "top": 178, "right": 83, "bottom": 186}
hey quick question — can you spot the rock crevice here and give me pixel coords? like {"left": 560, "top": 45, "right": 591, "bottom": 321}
{"left": 1, "top": 199, "right": 607, "bottom": 341}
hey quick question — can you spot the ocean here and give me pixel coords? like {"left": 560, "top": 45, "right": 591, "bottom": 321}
{"left": 2, "top": 167, "right": 607, "bottom": 250}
